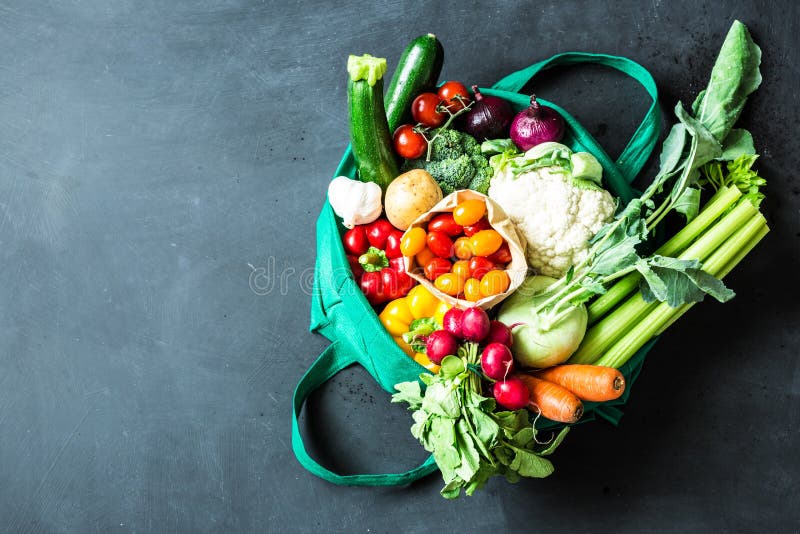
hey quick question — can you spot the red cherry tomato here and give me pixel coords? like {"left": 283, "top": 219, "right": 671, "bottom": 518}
{"left": 468, "top": 256, "right": 497, "bottom": 280}
{"left": 426, "top": 231, "right": 455, "bottom": 259}
{"left": 342, "top": 226, "right": 369, "bottom": 256}
{"left": 366, "top": 219, "right": 396, "bottom": 249}
{"left": 411, "top": 92, "right": 446, "bottom": 128}
{"left": 486, "top": 242, "right": 512, "bottom": 264}
{"left": 424, "top": 257, "right": 452, "bottom": 281}
{"left": 438, "top": 81, "right": 471, "bottom": 112}
{"left": 384, "top": 229, "right": 404, "bottom": 259}
{"left": 393, "top": 124, "right": 427, "bottom": 159}
{"left": 427, "top": 213, "right": 463, "bottom": 237}
{"left": 462, "top": 217, "right": 492, "bottom": 237}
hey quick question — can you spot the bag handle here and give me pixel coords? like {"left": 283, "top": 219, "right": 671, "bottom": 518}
{"left": 292, "top": 341, "right": 439, "bottom": 486}
{"left": 491, "top": 52, "right": 660, "bottom": 184}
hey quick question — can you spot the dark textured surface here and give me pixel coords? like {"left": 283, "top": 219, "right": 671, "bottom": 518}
{"left": 0, "top": 1, "right": 797, "bottom": 532}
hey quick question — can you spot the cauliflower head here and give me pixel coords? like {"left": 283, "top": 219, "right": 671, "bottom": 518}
{"left": 486, "top": 143, "right": 616, "bottom": 277}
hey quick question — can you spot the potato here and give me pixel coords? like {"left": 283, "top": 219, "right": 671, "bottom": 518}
{"left": 384, "top": 169, "right": 443, "bottom": 230}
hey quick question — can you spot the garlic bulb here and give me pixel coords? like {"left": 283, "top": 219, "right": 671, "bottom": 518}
{"left": 327, "top": 176, "right": 382, "bottom": 228}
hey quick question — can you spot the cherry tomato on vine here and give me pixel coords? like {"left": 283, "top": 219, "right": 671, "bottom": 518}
{"left": 426, "top": 231, "right": 455, "bottom": 258}
{"left": 438, "top": 81, "right": 471, "bottom": 112}
{"left": 393, "top": 124, "right": 427, "bottom": 159}
{"left": 411, "top": 92, "right": 446, "bottom": 127}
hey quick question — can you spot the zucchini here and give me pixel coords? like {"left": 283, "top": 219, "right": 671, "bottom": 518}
{"left": 384, "top": 33, "right": 445, "bottom": 132}
{"left": 347, "top": 54, "right": 399, "bottom": 191}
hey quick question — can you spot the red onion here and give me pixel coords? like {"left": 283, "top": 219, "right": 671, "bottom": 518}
{"left": 461, "top": 85, "right": 514, "bottom": 140}
{"left": 509, "top": 94, "right": 565, "bottom": 151}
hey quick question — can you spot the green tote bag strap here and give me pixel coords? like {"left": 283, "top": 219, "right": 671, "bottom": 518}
{"left": 492, "top": 52, "right": 660, "bottom": 184}
{"left": 291, "top": 340, "right": 439, "bottom": 486}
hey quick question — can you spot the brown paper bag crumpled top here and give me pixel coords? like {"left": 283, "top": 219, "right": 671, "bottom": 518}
{"left": 402, "top": 189, "right": 528, "bottom": 310}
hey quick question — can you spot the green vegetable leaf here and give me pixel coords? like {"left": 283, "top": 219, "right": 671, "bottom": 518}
{"left": 637, "top": 255, "right": 735, "bottom": 306}
{"left": 480, "top": 138, "right": 518, "bottom": 156}
{"left": 693, "top": 20, "right": 762, "bottom": 142}
{"left": 536, "top": 426, "right": 571, "bottom": 456}
{"left": 430, "top": 418, "right": 460, "bottom": 482}
{"left": 391, "top": 381, "right": 423, "bottom": 410}
{"left": 718, "top": 128, "right": 755, "bottom": 161}
{"left": 454, "top": 419, "right": 481, "bottom": 483}
{"left": 439, "top": 355, "right": 466, "bottom": 379}
{"left": 467, "top": 407, "right": 501, "bottom": 449}
{"left": 673, "top": 186, "right": 701, "bottom": 222}
{"left": 421, "top": 382, "right": 461, "bottom": 419}
{"left": 509, "top": 447, "right": 555, "bottom": 478}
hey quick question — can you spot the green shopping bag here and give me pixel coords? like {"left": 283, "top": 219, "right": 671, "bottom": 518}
{"left": 292, "top": 52, "right": 661, "bottom": 486}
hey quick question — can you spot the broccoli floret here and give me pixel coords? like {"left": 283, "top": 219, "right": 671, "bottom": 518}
{"left": 401, "top": 128, "right": 492, "bottom": 195}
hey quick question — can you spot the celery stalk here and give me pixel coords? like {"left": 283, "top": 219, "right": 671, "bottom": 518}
{"left": 587, "top": 186, "right": 742, "bottom": 324}
{"left": 593, "top": 214, "right": 768, "bottom": 369}
{"left": 570, "top": 199, "right": 758, "bottom": 364}
{"left": 653, "top": 222, "right": 769, "bottom": 336}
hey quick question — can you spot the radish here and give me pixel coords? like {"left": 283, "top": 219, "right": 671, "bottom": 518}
{"left": 425, "top": 330, "right": 459, "bottom": 364}
{"left": 442, "top": 308, "right": 464, "bottom": 340}
{"left": 493, "top": 377, "right": 530, "bottom": 410}
{"left": 483, "top": 320, "right": 514, "bottom": 347}
{"left": 480, "top": 343, "right": 514, "bottom": 380}
{"left": 461, "top": 306, "right": 490, "bottom": 343}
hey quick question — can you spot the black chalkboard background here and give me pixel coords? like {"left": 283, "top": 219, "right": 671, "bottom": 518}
{"left": 0, "top": 1, "right": 797, "bottom": 532}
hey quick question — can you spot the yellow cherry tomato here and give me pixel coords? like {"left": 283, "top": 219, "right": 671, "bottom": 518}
{"left": 453, "top": 199, "right": 486, "bottom": 226}
{"left": 451, "top": 260, "right": 471, "bottom": 282}
{"left": 463, "top": 278, "right": 482, "bottom": 302}
{"left": 470, "top": 229, "right": 503, "bottom": 257}
{"left": 479, "top": 269, "right": 511, "bottom": 297}
{"left": 453, "top": 236, "right": 473, "bottom": 260}
{"left": 406, "top": 284, "right": 440, "bottom": 318}
{"left": 435, "top": 273, "right": 465, "bottom": 296}
{"left": 400, "top": 227, "right": 427, "bottom": 257}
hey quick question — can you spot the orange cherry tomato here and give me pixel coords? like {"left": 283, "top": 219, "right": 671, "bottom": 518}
{"left": 480, "top": 270, "right": 511, "bottom": 297}
{"left": 400, "top": 227, "right": 427, "bottom": 257}
{"left": 435, "top": 273, "right": 465, "bottom": 296}
{"left": 453, "top": 236, "right": 473, "bottom": 260}
{"left": 451, "top": 260, "right": 471, "bottom": 282}
{"left": 416, "top": 246, "right": 436, "bottom": 269}
{"left": 470, "top": 229, "right": 503, "bottom": 257}
{"left": 453, "top": 199, "right": 486, "bottom": 227}
{"left": 463, "top": 278, "right": 482, "bottom": 302}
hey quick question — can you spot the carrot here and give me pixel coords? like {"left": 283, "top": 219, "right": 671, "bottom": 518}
{"left": 533, "top": 364, "right": 626, "bottom": 402}
{"left": 516, "top": 374, "right": 583, "bottom": 424}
